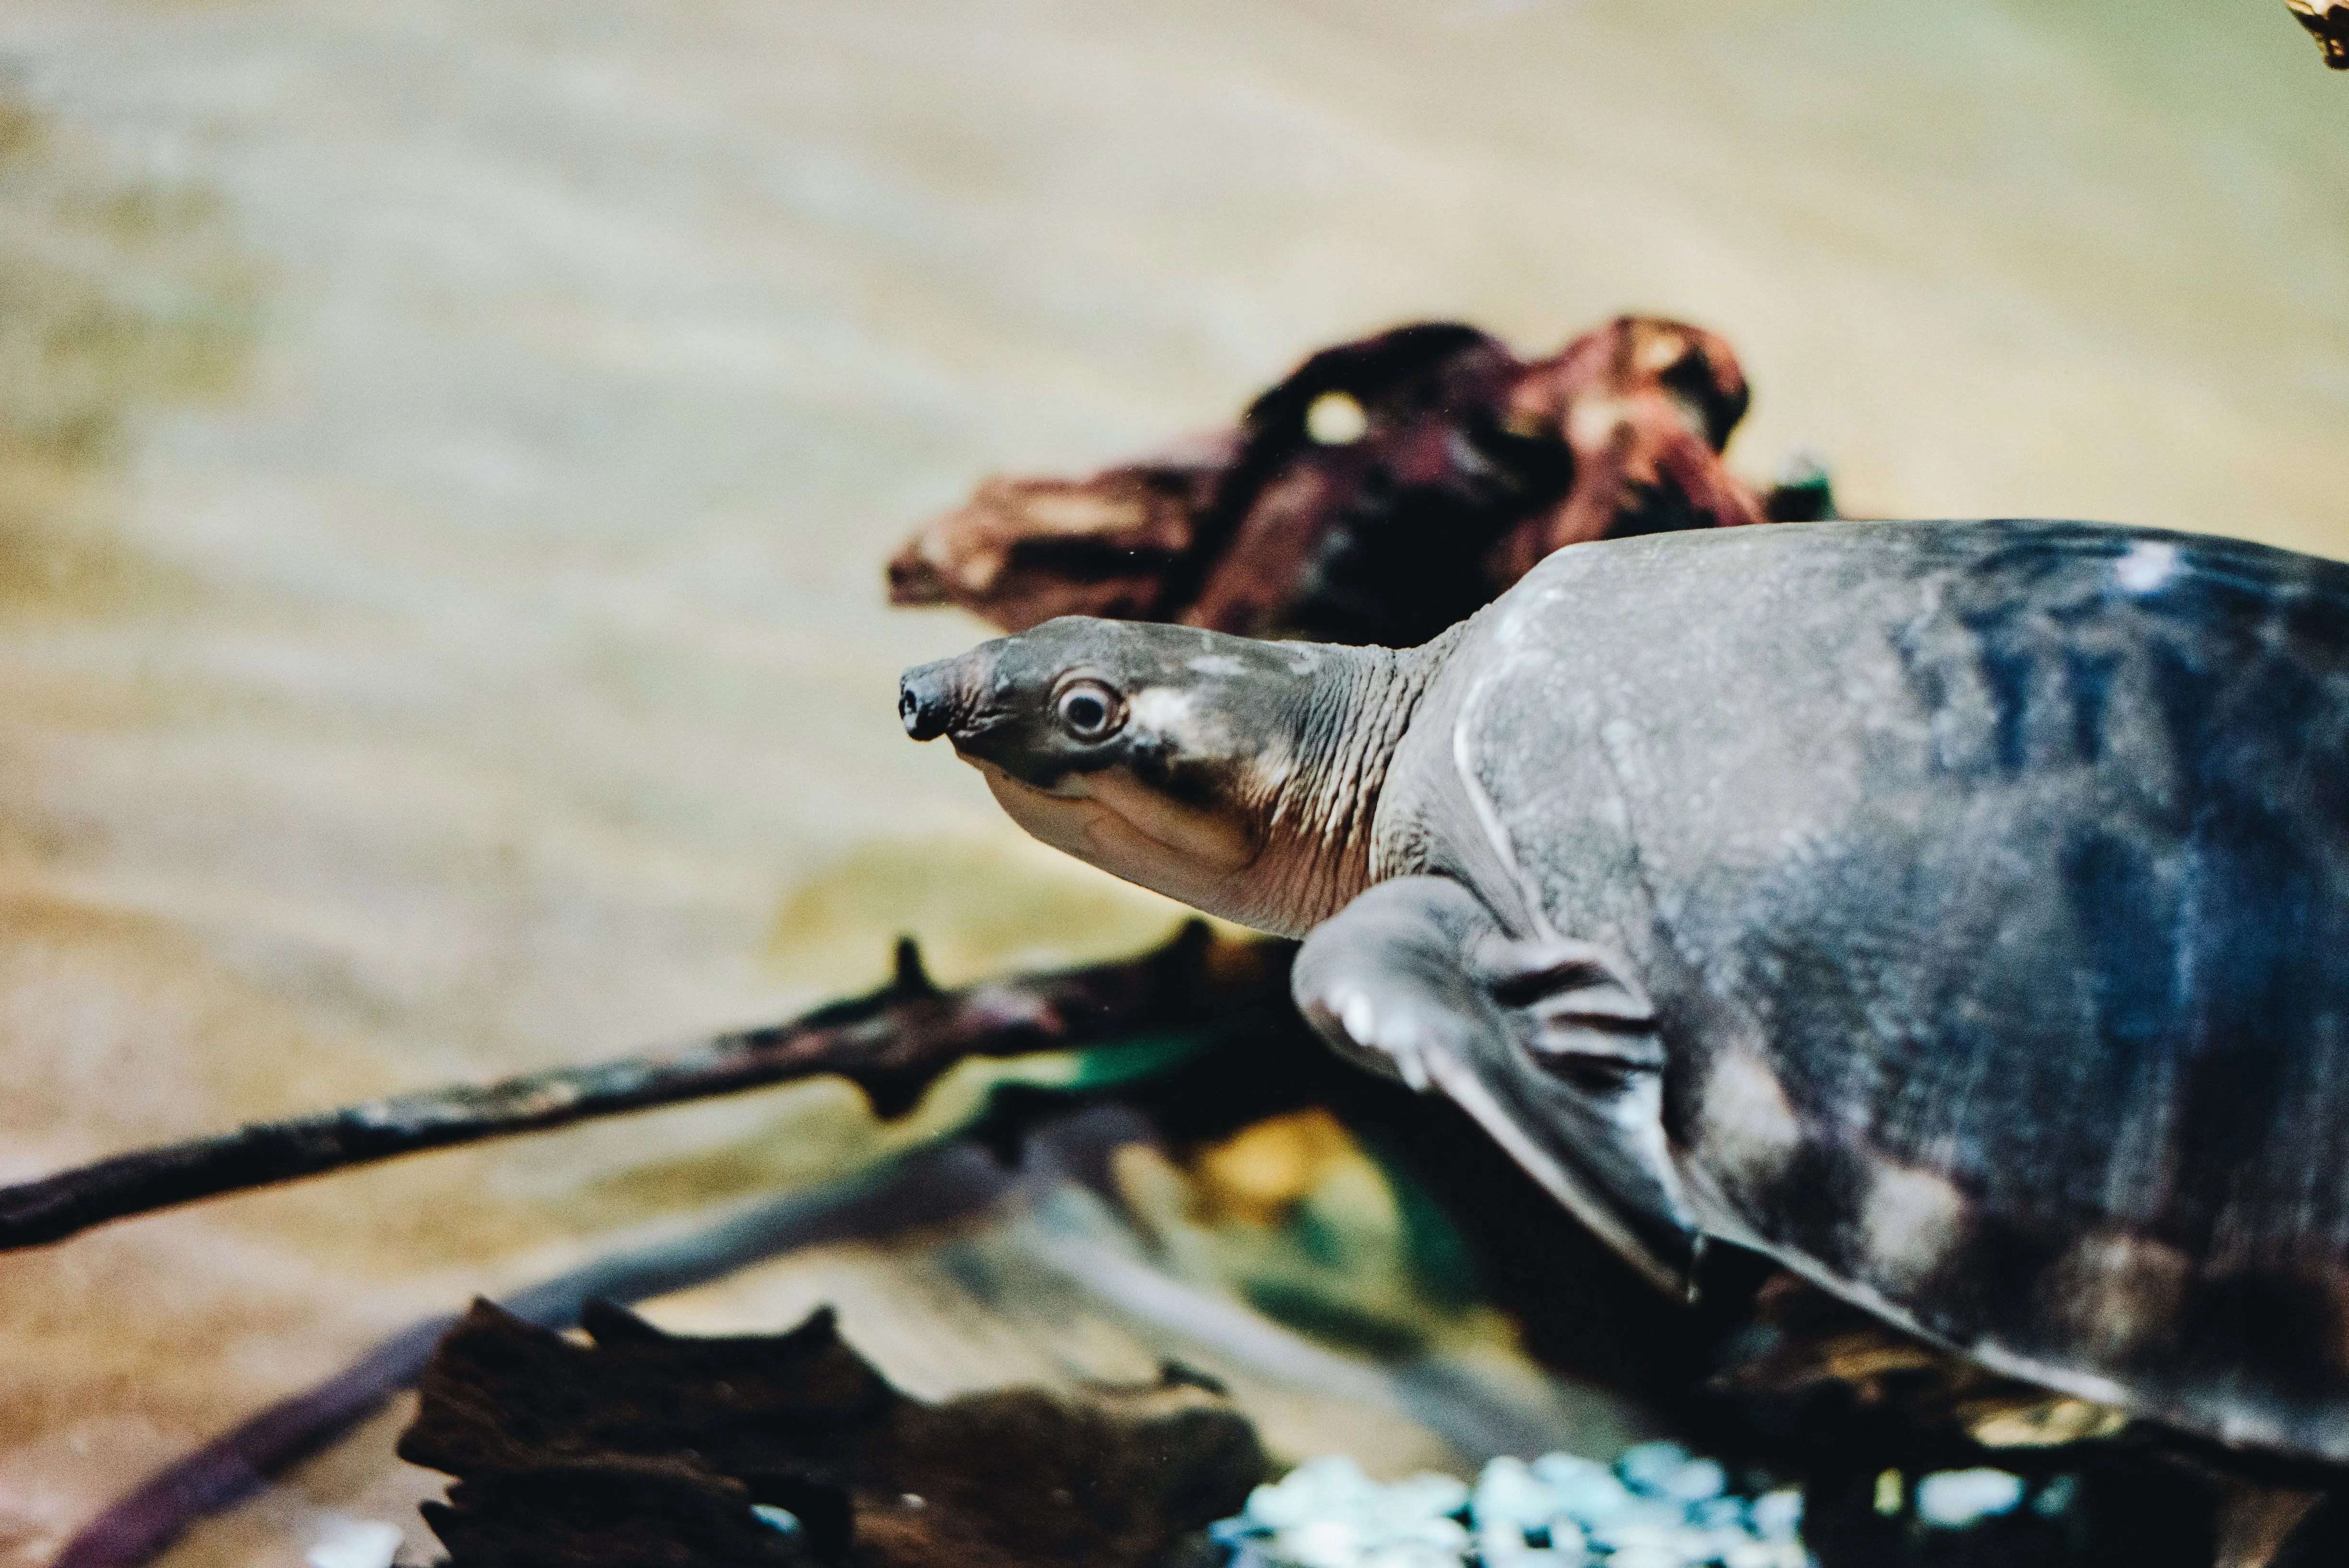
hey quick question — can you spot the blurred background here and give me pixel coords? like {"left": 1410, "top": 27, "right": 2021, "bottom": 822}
{"left": 0, "top": 1, "right": 2342, "bottom": 1563}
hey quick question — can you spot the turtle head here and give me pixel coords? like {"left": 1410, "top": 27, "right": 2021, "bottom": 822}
{"left": 900, "top": 618, "right": 1400, "bottom": 935}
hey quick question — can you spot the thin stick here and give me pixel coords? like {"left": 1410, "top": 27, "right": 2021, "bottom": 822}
{"left": 0, "top": 922, "right": 1288, "bottom": 1252}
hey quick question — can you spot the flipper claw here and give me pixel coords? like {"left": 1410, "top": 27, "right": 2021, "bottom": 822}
{"left": 1295, "top": 876, "right": 1702, "bottom": 1294}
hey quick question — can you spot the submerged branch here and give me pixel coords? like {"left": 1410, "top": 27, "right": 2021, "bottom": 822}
{"left": 0, "top": 921, "right": 1289, "bottom": 1253}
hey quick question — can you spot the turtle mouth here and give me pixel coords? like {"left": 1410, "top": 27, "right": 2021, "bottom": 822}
{"left": 974, "top": 759, "right": 1257, "bottom": 879}
{"left": 970, "top": 757, "right": 1090, "bottom": 805}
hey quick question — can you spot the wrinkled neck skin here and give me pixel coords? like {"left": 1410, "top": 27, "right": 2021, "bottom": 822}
{"left": 984, "top": 637, "right": 1447, "bottom": 938}
{"left": 1235, "top": 641, "right": 1439, "bottom": 935}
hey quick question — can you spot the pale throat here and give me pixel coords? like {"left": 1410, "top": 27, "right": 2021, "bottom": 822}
{"left": 975, "top": 760, "right": 1304, "bottom": 932}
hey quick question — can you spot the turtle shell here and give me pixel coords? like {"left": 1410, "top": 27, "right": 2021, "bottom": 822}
{"left": 1390, "top": 519, "right": 2349, "bottom": 1460}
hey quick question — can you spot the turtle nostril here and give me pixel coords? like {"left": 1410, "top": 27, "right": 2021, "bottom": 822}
{"left": 898, "top": 667, "right": 954, "bottom": 741}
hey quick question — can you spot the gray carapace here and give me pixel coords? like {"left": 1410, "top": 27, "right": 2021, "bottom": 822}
{"left": 900, "top": 519, "right": 2349, "bottom": 1462}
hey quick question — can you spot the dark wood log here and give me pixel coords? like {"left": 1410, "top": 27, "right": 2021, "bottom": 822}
{"left": 2289, "top": 1, "right": 2349, "bottom": 67}
{"left": 885, "top": 315, "right": 1821, "bottom": 650}
{"left": 0, "top": 922, "right": 1289, "bottom": 1252}
{"left": 399, "top": 1295, "right": 1265, "bottom": 1568}
{"left": 49, "top": 1134, "right": 1037, "bottom": 1568}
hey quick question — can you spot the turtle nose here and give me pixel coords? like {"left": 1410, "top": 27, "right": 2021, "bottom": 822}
{"left": 898, "top": 661, "right": 960, "bottom": 741}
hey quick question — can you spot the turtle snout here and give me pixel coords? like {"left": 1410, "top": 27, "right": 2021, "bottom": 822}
{"left": 898, "top": 660, "right": 964, "bottom": 742}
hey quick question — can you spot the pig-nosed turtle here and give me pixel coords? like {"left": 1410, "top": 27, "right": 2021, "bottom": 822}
{"left": 898, "top": 518, "right": 2349, "bottom": 1461}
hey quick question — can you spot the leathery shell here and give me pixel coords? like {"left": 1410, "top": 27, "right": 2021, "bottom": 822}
{"left": 1386, "top": 519, "right": 2349, "bottom": 1460}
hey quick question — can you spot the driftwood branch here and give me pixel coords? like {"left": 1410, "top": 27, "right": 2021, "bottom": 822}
{"left": 51, "top": 1131, "right": 1048, "bottom": 1568}
{"left": 887, "top": 315, "right": 1831, "bottom": 650}
{"left": 0, "top": 922, "right": 1289, "bottom": 1253}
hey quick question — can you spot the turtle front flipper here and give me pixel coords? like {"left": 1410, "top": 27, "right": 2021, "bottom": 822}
{"left": 1294, "top": 876, "right": 1702, "bottom": 1297}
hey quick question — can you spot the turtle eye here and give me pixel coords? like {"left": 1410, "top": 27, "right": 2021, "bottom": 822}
{"left": 1054, "top": 678, "right": 1124, "bottom": 742}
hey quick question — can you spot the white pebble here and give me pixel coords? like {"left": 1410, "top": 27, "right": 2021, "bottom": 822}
{"left": 1476, "top": 1525, "right": 1531, "bottom": 1564}
{"left": 1219, "top": 1445, "right": 1813, "bottom": 1568}
{"left": 1692, "top": 1524, "right": 1765, "bottom": 1561}
{"left": 1607, "top": 1547, "right": 1693, "bottom": 1568}
{"left": 1531, "top": 1453, "right": 1634, "bottom": 1522}
{"left": 1249, "top": 1455, "right": 1381, "bottom": 1529}
{"left": 1916, "top": 1467, "right": 2025, "bottom": 1528}
{"left": 1658, "top": 1457, "right": 1729, "bottom": 1503}
{"left": 1750, "top": 1489, "right": 1804, "bottom": 1541}
{"left": 1359, "top": 1542, "right": 1466, "bottom": 1568}
{"left": 304, "top": 1519, "right": 403, "bottom": 1568}
{"left": 1723, "top": 1542, "right": 1810, "bottom": 1568}
{"left": 1616, "top": 1441, "right": 1693, "bottom": 1495}
{"left": 1385, "top": 1515, "right": 1470, "bottom": 1554}
{"left": 1584, "top": 1512, "right": 1684, "bottom": 1554}
{"left": 1379, "top": 1472, "right": 1471, "bottom": 1524}
{"left": 1472, "top": 1457, "right": 1556, "bottom": 1529}
{"left": 1542, "top": 1517, "right": 1587, "bottom": 1557}
{"left": 1279, "top": 1518, "right": 1367, "bottom": 1568}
